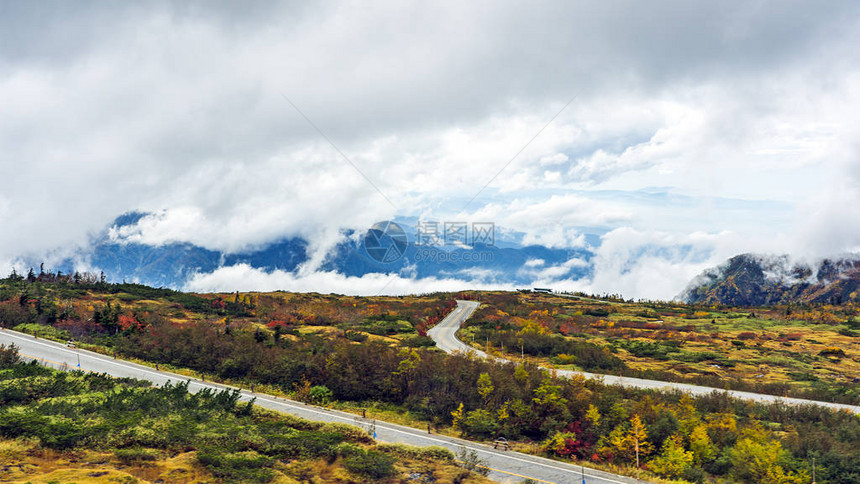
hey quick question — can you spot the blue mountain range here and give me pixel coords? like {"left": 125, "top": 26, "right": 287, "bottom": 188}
{"left": 37, "top": 213, "right": 598, "bottom": 290}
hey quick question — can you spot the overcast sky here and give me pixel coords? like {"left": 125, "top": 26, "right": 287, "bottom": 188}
{"left": 2, "top": 1, "right": 859, "bottom": 298}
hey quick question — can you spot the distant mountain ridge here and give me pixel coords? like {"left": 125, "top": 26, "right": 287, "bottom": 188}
{"left": 679, "top": 253, "right": 860, "bottom": 306}
{"left": 34, "top": 212, "right": 595, "bottom": 290}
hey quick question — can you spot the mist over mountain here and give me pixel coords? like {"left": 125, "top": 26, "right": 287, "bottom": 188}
{"left": 29, "top": 212, "right": 595, "bottom": 291}
{"left": 31, "top": 212, "right": 860, "bottom": 304}
{"left": 679, "top": 253, "right": 860, "bottom": 306}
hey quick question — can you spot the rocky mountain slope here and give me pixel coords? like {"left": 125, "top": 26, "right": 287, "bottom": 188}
{"left": 680, "top": 253, "right": 860, "bottom": 306}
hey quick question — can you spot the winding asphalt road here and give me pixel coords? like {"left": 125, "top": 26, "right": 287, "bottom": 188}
{"left": 430, "top": 301, "right": 860, "bottom": 415}
{"left": 0, "top": 326, "right": 645, "bottom": 484}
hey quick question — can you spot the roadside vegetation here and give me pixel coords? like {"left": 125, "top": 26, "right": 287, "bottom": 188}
{"left": 0, "top": 343, "right": 489, "bottom": 484}
{"left": 461, "top": 291, "right": 860, "bottom": 405}
{"left": 3, "top": 273, "right": 860, "bottom": 482}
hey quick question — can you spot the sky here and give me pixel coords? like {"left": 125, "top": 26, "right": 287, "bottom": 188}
{"left": 1, "top": 1, "right": 860, "bottom": 299}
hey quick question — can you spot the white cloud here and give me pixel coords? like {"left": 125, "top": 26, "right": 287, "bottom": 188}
{"left": 518, "top": 257, "right": 590, "bottom": 281}
{"left": 462, "top": 194, "right": 629, "bottom": 248}
{"left": 2, "top": 2, "right": 860, "bottom": 299}
{"left": 184, "top": 263, "right": 515, "bottom": 296}
{"left": 567, "top": 226, "right": 800, "bottom": 300}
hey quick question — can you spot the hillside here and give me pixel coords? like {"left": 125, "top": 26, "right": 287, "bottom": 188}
{"left": 679, "top": 253, "right": 860, "bottom": 306}
{"left": 462, "top": 290, "right": 860, "bottom": 405}
{"left": 7, "top": 277, "right": 860, "bottom": 482}
{"left": 0, "top": 345, "right": 485, "bottom": 484}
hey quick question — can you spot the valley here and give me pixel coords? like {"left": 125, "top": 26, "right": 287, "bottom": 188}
{"left": 458, "top": 291, "right": 860, "bottom": 405}
{"left": 3, "top": 274, "right": 860, "bottom": 482}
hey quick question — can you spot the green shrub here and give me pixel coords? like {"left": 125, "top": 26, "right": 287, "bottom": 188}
{"left": 335, "top": 442, "right": 363, "bottom": 457}
{"left": 404, "top": 335, "right": 436, "bottom": 347}
{"left": 676, "top": 352, "right": 720, "bottom": 363}
{"left": 377, "top": 443, "right": 454, "bottom": 462}
{"left": 682, "top": 465, "right": 707, "bottom": 483}
{"left": 585, "top": 308, "right": 610, "bottom": 317}
{"left": 477, "top": 329, "right": 626, "bottom": 371}
{"left": 344, "top": 330, "right": 368, "bottom": 342}
{"left": 317, "top": 422, "right": 373, "bottom": 444}
{"left": 550, "top": 353, "right": 577, "bottom": 365}
{"left": 461, "top": 409, "right": 499, "bottom": 437}
{"left": 421, "top": 446, "right": 455, "bottom": 462}
{"left": 820, "top": 347, "right": 847, "bottom": 357}
{"left": 617, "top": 340, "right": 683, "bottom": 360}
{"left": 0, "top": 359, "right": 51, "bottom": 381}
{"left": 115, "top": 446, "right": 159, "bottom": 464}
{"left": 361, "top": 319, "right": 416, "bottom": 335}
{"left": 197, "top": 448, "right": 275, "bottom": 483}
{"left": 0, "top": 409, "right": 49, "bottom": 438}
{"left": 787, "top": 371, "right": 820, "bottom": 382}
{"left": 38, "top": 418, "right": 86, "bottom": 449}
{"left": 308, "top": 385, "right": 333, "bottom": 405}
{"left": 12, "top": 323, "right": 70, "bottom": 341}
{"left": 265, "top": 430, "right": 344, "bottom": 458}
{"left": 115, "top": 292, "right": 141, "bottom": 302}
{"left": 343, "top": 449, "right": 397, "bottom": 479}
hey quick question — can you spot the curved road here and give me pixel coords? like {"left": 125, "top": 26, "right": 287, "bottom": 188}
{"left": 0, "top": 326, "right": 643, "bottom": 484}
{"left": 431, "top": 300, "right": 860, "bottom": 414}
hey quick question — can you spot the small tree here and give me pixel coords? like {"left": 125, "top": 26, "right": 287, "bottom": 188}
{"left": 308, "top": 385, "right": 333, "bottom": 405}
{"left": 456, "top": 447, "right": 489, "bottom": 477}
{"left": 629, "top": 414, "right": 652, "bottom": 468}
{"left": 542, "top": 431, "right": 579, "bottom": 458}
{"left": 648, "top": 435, "right": 693, "bottom": 478}
{"left": 461, "top": 409, "right": 499, "bottom": 437}
{"left": 729, "top": 426, "right": 807, "bottom": 484}
{"left": 293, "top": 378, "right": 312, "bottom": 402}
{"left": 477, "top": 372, "right": 494, "bottom": 403}
{"left": 689, "top": 423, "right": 717, "bottom": 465}
{"left": 600, "top": 414, "right": 653, "bottom": 464}
{"left": 254, "top": 328, "right": 266, "bottom": 343}
{"left": 585, "top": 404, "right": 601, "bottom": 428}
{"left": 514, "top": 365, "right": 529, "bottom": 383}
{"left": 451, "top": 402, "right": 465, "bottom": 431}
{"left": 0, "top": 343, "right": 20, "bottom": 367}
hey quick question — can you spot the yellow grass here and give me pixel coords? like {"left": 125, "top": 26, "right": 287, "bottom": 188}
{"left": 0, "top": 440, "right": 214, "bottom": 484}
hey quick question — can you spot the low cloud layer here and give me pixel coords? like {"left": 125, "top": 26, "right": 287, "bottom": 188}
{"left": 2, "top": 1, "right": 860, "bottom": 298}
{"left": 184, "top": 263, "right": 516, "bottom": 296}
